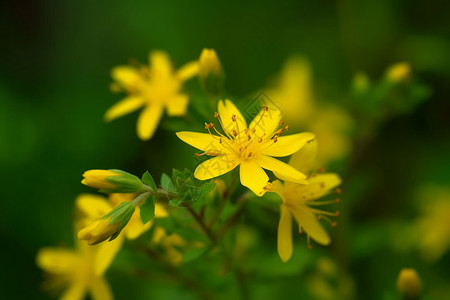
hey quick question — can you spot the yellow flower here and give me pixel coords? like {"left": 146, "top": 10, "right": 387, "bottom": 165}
{"left": 414, "top": 185, "right": 450, "bottom": 262}
{"left": 77, "top": 193, "right": 168, "bottom": 244}
{"left": 105, "top": 51, "right": 199, "bottom": 140}
{"left": 36, "top": 240, "right": 115, "bottom": 300}
{"left": 78, "top": 218, "right": 120, "bottom": 245}
{"left": 267, "top": 56, "right": 354, "bottom": 165}
{"left": 387, "top": 62, "right": 411, "bottom": 83}
{"left": 177, "top": 99, "right": 315, "bottom": 196}
{"left": 269, "top": 141, "right": 341, "bottom": 262}
{"left": 199, "top": 48, "right": 222, "bottom": 78}
{"left": 397, "top": 268, "right": 422, "bottom": 299}
{"left": 152, "top": 227, "right": 186, "bottom": 266}
{"left": 81, "top": 169, "right": 144, "bottom": 193}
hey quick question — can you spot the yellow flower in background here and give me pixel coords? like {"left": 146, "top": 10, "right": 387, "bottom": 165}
{"left": 105, "top": 50, "right": 199, "bottom": 140}
{"left": 267, "top": 56, "right": 354, "bottom": 166}
{"left": 37, "top": 241, "right": 115, "bottom": 300}
{"left": 387, "top": 62, "right": 411, "bottom": 83}
{"left": 414, "top": 185, "right": 450, "bottom": 262}
{"left": 177, "top": 99, "right": 315, "bottom": 196}
{"left": 269, "top": 141, "right": 341, "bottom": 262}
{"left": 199, "top": 48, "right": 222, "bottom": 79}
{"left": 77, "top": 193, "right": 168, "bottom": 245}
{"left": 152, "top": 227, "right": 186, "bottom": 266}
{"left": 397, "top": 268, "right": 422, "bottom": 299}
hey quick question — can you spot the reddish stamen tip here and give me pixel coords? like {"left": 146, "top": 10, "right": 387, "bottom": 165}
{"left": 336, "top": 198, "right": 341, "bottom": 203}
{"left": 336, "top": 188, "right": 342, "bottom": 195}
{"left": 195, "top": 153, "right": 201, "bottom": 158}
{"left": 279, "top": 120, "right": 285, "bottom": 125}
{"left": 335, "top": 211, "right": 340, "bottom": 217}
{"left": 331, "top": 222, "right": 338, "bottom": 227}
{"left": 263, "top": 105, "right": 269, "bottom": 111}
{"left": 318, "top": 167, "right": 325, "bottom": 173}
{"left": 214, "top": 112, "right": 219, "bottom": 118}
{"left": 317, "top": 215, "right": 323, "bottom": 220}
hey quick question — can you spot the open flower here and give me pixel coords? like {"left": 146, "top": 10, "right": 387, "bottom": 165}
{"left": 269, "top": 141, "right": 341, "bottom": 262}
{"left": 105, "top": 51, "right": 199, "bottom": 140}
{"left": 77, "top": 193, "right": 168, "bottom": 245}
{"left": 176, "top": 99, "right": 315, "bottom": 196}
{"left": 37, "top": 241, "right": 115, "bottom": 300}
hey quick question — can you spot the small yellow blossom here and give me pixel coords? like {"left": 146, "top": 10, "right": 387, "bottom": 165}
{"left": 177, "top": 99, "right": 315, "bottom": 196}
{"left": 269, "top": 141, "right": 341, "bottom": 262}
{"left": 105, "top": 50, "right": 199, "bottom": 140}
{"left": 78, "top": 218, "right": 120, "bottom": 245}
{"left": 152, "top": 227, "right": 186, "bottom": 266}
{"left": 81, "top": 170, "right": 121, "bottom": 191}
{"left": 397, "top": 268, "right": 422, "bottom": 299}
{"left": 199, "top": 48, "right": 222, "bottom": 78}
{"left": 81, "top": 169, "right": 144, "bottom": 193}
{"left": 387, "top": 62, "right": 411, "bottom": 83}
{"left": 77, "top": 193, "right": 168, "bottom": 245}
{"left": 36, "top": 240, "right": 115, "bottom": 300}
{"left": 414, "top": 185, "right": 450, "bottom": 262}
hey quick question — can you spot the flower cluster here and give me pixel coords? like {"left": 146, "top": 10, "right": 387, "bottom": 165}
{"left": 37, "top": 48, "right": 344, "bottom": 300}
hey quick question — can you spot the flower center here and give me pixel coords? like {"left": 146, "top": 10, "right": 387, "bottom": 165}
{"left": 196, "top": 107, "right": 289, "bottom": 161}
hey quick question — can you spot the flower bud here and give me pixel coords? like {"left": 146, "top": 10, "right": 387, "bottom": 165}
{"left": 397, "top": 268, "right": 422, "bottom": 300}
{"left": 82, "top": 169, "right": 145, "bottom": 193}
{"left": 198, "top": 48, "right": 224, "bottom": 96}
{"left": 78, "top": 201, "right": 136, "bottom": 244}
{"left": 386, "top": 62, "right": 411, "bottom": 83}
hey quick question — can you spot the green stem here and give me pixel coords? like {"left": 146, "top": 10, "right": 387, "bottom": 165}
{"left": 186, "top": 206, "right": 217, "bottom": 244}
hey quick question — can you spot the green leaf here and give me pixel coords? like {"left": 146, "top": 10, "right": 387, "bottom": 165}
{"left": 141, "top": 171, "right": 157, "bottom": 191}
{"left": 139, "top": 195, "right": 156, "bottom": 224}
{"left": 161, "top": 173, "right": 176, "bottom": 192}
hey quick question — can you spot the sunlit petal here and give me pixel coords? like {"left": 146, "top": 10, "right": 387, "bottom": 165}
{"left": 166, "top": 94, "right": 188, "bottom": 116}
{"left": 239, "top": 160, "right": 268, "bottom": 196}
{"left": 149, "top": 51, "right": 172, "bottom": 78}
{"left": 176, "top": 132, "right": 225, "bottom": 154}
{"left": 89, "top": 277, "right": 114, "bottom": 300}
{"left": 194, "top": 155, "right": 239, "bottom": 180}
{"left": 177, "top": 61, "right": 199, "bottom": 81}
{"left": 104, "top": 96, "right": 145, "bottom": 122}
{"left": 218, "top": 99, "right": 247, "bottom": 136}
{"left": 137, "top": 104, "right": 164, "bottom": 140}
{"left": 255, "top": 155, "right": 307, "bottom": 184}
{"left": 249, "top": 103, "right": 282, "bottom": 138}
{"left": 261, "top": 132, "right": 315, "bottom": 157}
{"left": 278, "top": 205, "right": 293, "bottom": 262}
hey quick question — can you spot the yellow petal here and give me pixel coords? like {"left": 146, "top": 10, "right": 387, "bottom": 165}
{"left": 76, "top": 194, "right": 112, "bottom": 220}
{"left": 36, "top": 248, "right": 78, "bottom": 274}
{"left": 104, "top": 96, "right": 145, "bottom": 122}
{"left": 255, "top": 155, "right": 307, "bottom": 184}
{"left": 291, "top": 206, "right": 330, "bottom": 245}
{"left": 137, "top": 104, "right": 163, "bottom": 140}
{"left": 94, "top": 236, "right": 124, "bottom": 276}
{"left": 288, "top": 138, "right": 318, "bottom": 174}
{"left": 249, "top": 103, "right": 282, "bottom": 138}
{"left": 176, "top": 131, "right": 225, "bottom": 154}
{"left": 194, "top": 155, "right": 239, "bottom": 180}
{"left": 89, "top": 277, "right": 114, "bottom": 300}
{"left": 300, "top": 173, "right": 342, "bottom": 200}
{"left": 61, "top": 281, "right": 87, "bottom": 300}
{"left": 124, "top": 208, "right": 152, "bottom": 240}
{"left": 261, "top": 132, "right": 315, "bottom": 157}
{"left": 149, "top": 51, "right": 172, "bottom": 78}
{"left": 166, "top": 94, "right": 188, "bottom": 116}
{"left": 177, "top": 61, "right": 199, "bottom": 81}
{"left": 278, "top": 205, "right": 293, "bottom": 262}
{"left": 111, "top": 66, "right": 142, "bottom": 89}
{"left": 218, "top": 99, "right": 247, "bottom": 136}
{"left": 155, "top": 203, "right": 168, "bottom": 217}
{"left": 239, "top": 160, "right": 268, "bottom": 196}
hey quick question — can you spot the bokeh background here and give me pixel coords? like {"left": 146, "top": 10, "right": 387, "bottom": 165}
{"left": 1, "top": 0, "right": 450, "bottom": 299}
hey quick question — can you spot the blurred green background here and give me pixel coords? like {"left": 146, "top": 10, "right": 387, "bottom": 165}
{"left": 1, "top": 0, "right": 450, "bottom": 299}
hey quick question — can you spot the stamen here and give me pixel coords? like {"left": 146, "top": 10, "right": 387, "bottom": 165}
{"left": 307, "top": 235, "right": 312, "bottom": 249}
{"left": 279, "top": 120, "right": 284, "bottom": 126}
{"left": 318, "top": 167, "right": 325, "bottom": 173}
{"left": 284, "top": 125, "right": 289, "bottom": 131}
{"left": 336, "top": 188, "right": 342, "bottom": 195}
